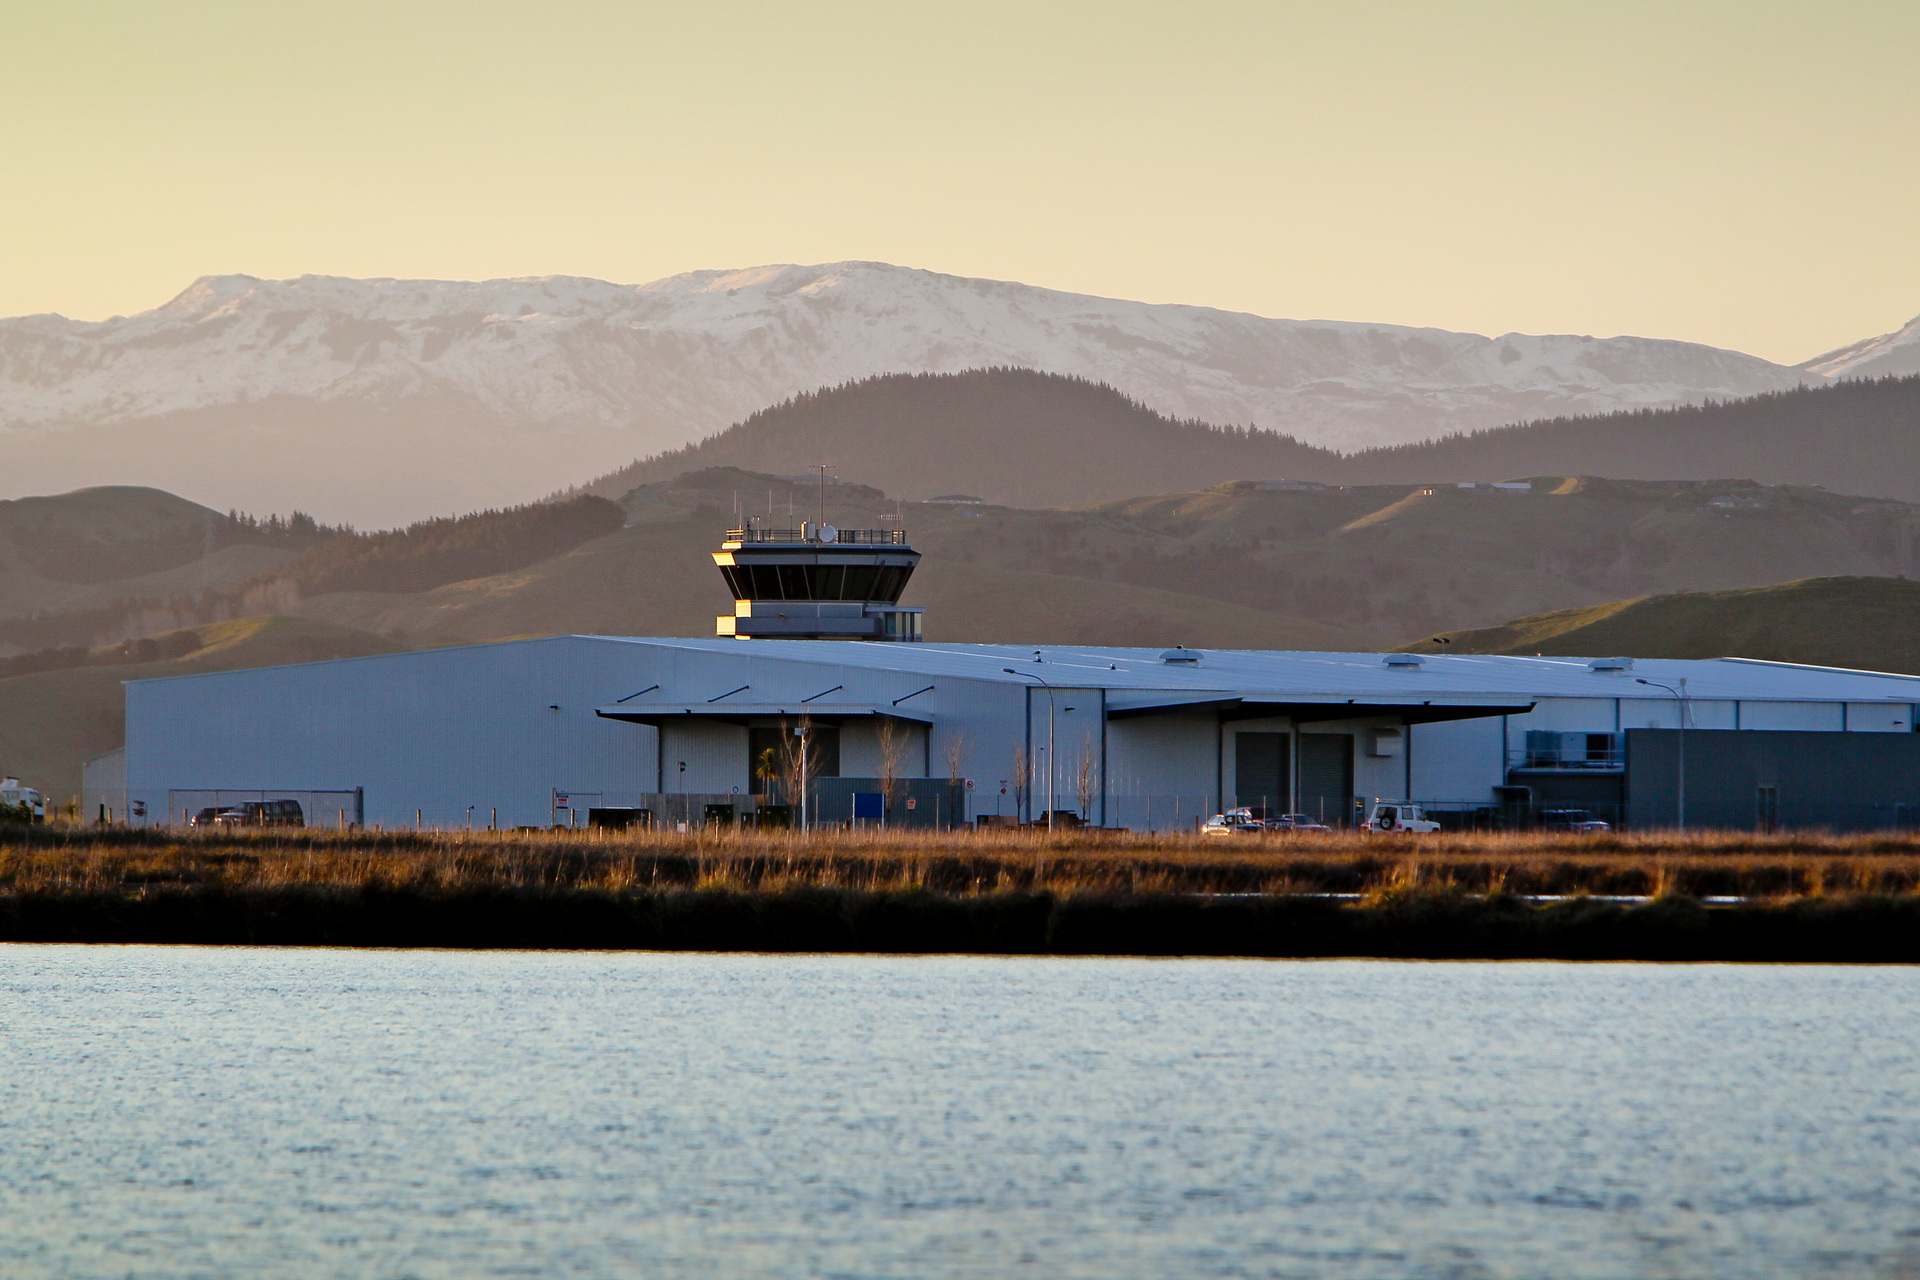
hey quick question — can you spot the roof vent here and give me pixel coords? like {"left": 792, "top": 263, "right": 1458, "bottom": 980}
{"left": 1383, "top": 653, "right": 1424, "bottom": 668}
{"left": 1589, "top": 657, "right": 1634, "bottom": 672}
{"left": 1160, "top": 647, "right": 1202, "bottom": 665}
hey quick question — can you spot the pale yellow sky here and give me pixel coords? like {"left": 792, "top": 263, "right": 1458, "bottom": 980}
{"left": 3, "top": 0, "right": 1916, "bottom": 363}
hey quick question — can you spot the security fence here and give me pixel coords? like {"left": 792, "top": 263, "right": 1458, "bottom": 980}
{"left": 165, "top": 789, "right": 364, "bottom": 829}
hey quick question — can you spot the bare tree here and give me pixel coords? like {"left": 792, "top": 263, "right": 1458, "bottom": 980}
{"left": 943, "top": 730, "right": 971, "bottom": 784}
{"left": 1074, "top": 731, "right": 1099, "bottom": 822}
{"left": 1010, "top": 744, "right": 1030, "bottom": 821}
{"left": 876, "top": 717, "right": 910, "bottom": 828}
{"left": 776, "top": 715, "right": 822, "bottom": 823}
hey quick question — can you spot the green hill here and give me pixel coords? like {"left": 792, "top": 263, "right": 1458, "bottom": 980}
{"left": 1407, "top": 576, "right": 1920, "bottom": 674}
{"left": 0, "top": 615, "right": 404, "bottom": 802}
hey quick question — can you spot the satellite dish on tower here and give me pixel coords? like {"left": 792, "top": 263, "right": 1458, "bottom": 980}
{"left": 819, "top": 524, "right": 838, "bottom": 544}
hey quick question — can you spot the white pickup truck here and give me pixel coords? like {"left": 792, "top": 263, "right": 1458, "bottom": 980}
{"left": 1361, "top": 801, "right": 1440, "bottom": 834}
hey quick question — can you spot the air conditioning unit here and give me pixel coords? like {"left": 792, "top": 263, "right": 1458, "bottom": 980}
{"left": 1368, "top": 728, "right": 1403, "bottom": 757}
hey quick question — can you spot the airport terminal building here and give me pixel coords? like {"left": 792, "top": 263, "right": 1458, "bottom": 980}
{"left": 106, "top": 636, "right": 1920, "bottom": 832}
{"left": 99, "top": 520, "right": 1920, "bottom": 832}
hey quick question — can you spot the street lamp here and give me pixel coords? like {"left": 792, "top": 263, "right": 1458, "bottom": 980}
{"left": 1636, "top": 677, "right": 1690, "bottom": 830}
{"left": 794, "top": 724, "right": 811, "bottom": 834}
{"left": 1004, "top": 667, "right": 1056, "bottom": 830}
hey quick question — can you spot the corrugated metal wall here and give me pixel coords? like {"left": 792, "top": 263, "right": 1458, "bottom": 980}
{"left": 1626, "top": 729, "right": 1920, "bottom": 831}
{"left": 121, "top": 639, "right": 1907, "bottom": 834}
{"left": 124, "top": 638, "right": 1033, "bottom": 831}
{"left": 126, "top": 638, "right": 659, "bottom": 829}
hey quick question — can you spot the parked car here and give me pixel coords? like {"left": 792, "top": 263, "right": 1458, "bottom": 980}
{"left": 1539, "top": 808, "right": 1611, "bottom": 833}
{"left": 1267, "top": 813, "right": 1333, "bottom": 833}
{"left": 1201, "top": 808, "right": 1267, "bottom": 836}
{"left": 194, "top": 799, "right": 305, "bottom": 828}
{"left": 1361, "top": 801, "right": 1441, "bottom": 834}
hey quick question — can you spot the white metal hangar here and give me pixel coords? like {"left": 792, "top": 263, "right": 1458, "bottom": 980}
{"left": 115, "top": 636, "right": 1920, "bottom": 832}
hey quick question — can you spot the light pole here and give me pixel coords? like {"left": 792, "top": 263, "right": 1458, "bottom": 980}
{"left": 1637, "top": 677, "right": 1690, "bottom": 830}
{"left": 795, "top": 724, "right": 810, "bottom": 834}
{"left": 813, "top": 463, "right": 833, "bottom": 533}
{"left": 1004, "top": 668, "right": 1056, "bottom": 830}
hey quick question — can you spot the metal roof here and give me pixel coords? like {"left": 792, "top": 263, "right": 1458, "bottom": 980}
{"left": 580, "top": 637, "right": 1920, "bottom": 703}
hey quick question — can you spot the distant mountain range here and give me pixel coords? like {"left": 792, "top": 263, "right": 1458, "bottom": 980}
{"left": 9, "top": 261, "right": 1904, "bottom": 524}
{"left": 586, "top": 369, "right": 1920, "bottom": 507}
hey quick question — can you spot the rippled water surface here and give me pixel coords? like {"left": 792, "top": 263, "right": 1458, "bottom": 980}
{"left": 3, "top": 948, "right": 1919, "bottom": 1278}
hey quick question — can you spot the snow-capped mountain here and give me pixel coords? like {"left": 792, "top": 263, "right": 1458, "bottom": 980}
{"left": 0, "top": 262, "right": 1817, "bottom": 525}
{"left": 1799, "top": 313, "right": 1920, "bottom": 381}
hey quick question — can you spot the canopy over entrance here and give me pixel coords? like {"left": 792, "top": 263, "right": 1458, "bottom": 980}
{"left": 595, "top": 702, "right": 934, "bottom": 728}
{"left": 1103, "top": 695, "right": 1534, "bottom": 724}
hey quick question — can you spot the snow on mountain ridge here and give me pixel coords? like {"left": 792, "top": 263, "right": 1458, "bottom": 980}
{"left": 0, "top": 261, "right": 1821, "bottom": 524}
{"left": 1799, "top": 313, "right": 1920, "bottom": 381}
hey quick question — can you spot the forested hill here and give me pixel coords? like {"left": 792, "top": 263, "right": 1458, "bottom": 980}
{"left": 577, "top": 370, "right": 1347, "bottom": 509}
{"left": 1344, "top": 376, "right": 1920, "bottom": 503}
{"left": 575, "top": 370, "right": 1920, "bottom": 508}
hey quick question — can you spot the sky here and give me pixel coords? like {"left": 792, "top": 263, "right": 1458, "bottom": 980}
{"left": 3, "top": 0, "right": 1917, "bottom": 364}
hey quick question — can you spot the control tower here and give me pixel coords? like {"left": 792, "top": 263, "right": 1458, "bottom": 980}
{"left": 713, "top": 519, "right": 925, "bottom": 641}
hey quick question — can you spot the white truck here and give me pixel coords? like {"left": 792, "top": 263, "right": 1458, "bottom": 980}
{"left": 1361, "top": 800, "right": 1440, "bottom": 834}
{"left": 1, "top": 777, "right": 47, "bottom": 822}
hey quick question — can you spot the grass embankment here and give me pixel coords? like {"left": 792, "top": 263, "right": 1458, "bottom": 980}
{"left": 1412, "top": 575, "right": 1920, "bottom": 673}
{"left": 9, "top": 826, "right": 1920, "bottom": 960}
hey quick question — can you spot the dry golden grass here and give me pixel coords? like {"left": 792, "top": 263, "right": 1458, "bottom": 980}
{"left": 5, "top": 824, "right": 1920, "bottom": 901}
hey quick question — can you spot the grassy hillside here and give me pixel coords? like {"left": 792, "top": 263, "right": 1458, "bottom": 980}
{"left": 0, "top": 616, "right": 405, "bottom": 801}
{"left": 291, "top": 466, "right": 1920, "bottom": 650}
{"left": 1055, "top": 474, "right": 1919, "bottom": 640}
{"left": 0, "top": 494, "right": 624, "bottom": 652}
{"left": 5, "top": 468, "right": 1919, "bottom": 664}
{"left": 575, "top": 369, "right": 1920, "bottom": 508}
{"left": 285, "top": 475, "right": 1373, "bottom": 651}
{"left": 1408, "top": 576, "right": 1920, "bottom": 674}
{"left": 0, "top": 486, "right": 336, "bottom": 622}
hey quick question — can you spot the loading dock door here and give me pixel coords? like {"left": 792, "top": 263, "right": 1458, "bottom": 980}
{"left": 1235, "top": 732, "right": 1290, "bottom": 814}
{"left": 1298, "top": 733, "right": 1354, "bottom": 828}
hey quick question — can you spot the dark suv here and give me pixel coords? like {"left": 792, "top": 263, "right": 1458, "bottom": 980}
{"left": 1540, "top": 808, "right": 1611, "bottom": 833}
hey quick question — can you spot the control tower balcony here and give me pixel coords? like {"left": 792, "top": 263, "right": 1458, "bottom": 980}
{"left": 712, "top": 520, "right": 924, "bottom": 642}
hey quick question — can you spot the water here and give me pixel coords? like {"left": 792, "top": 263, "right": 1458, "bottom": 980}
{"left": 3, "top": 949, "right": 1918, "bottom": 1279}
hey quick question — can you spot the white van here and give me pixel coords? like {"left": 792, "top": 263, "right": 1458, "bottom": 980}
{"left": 1, "top": 777, "right": 47, "bottom": 822}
